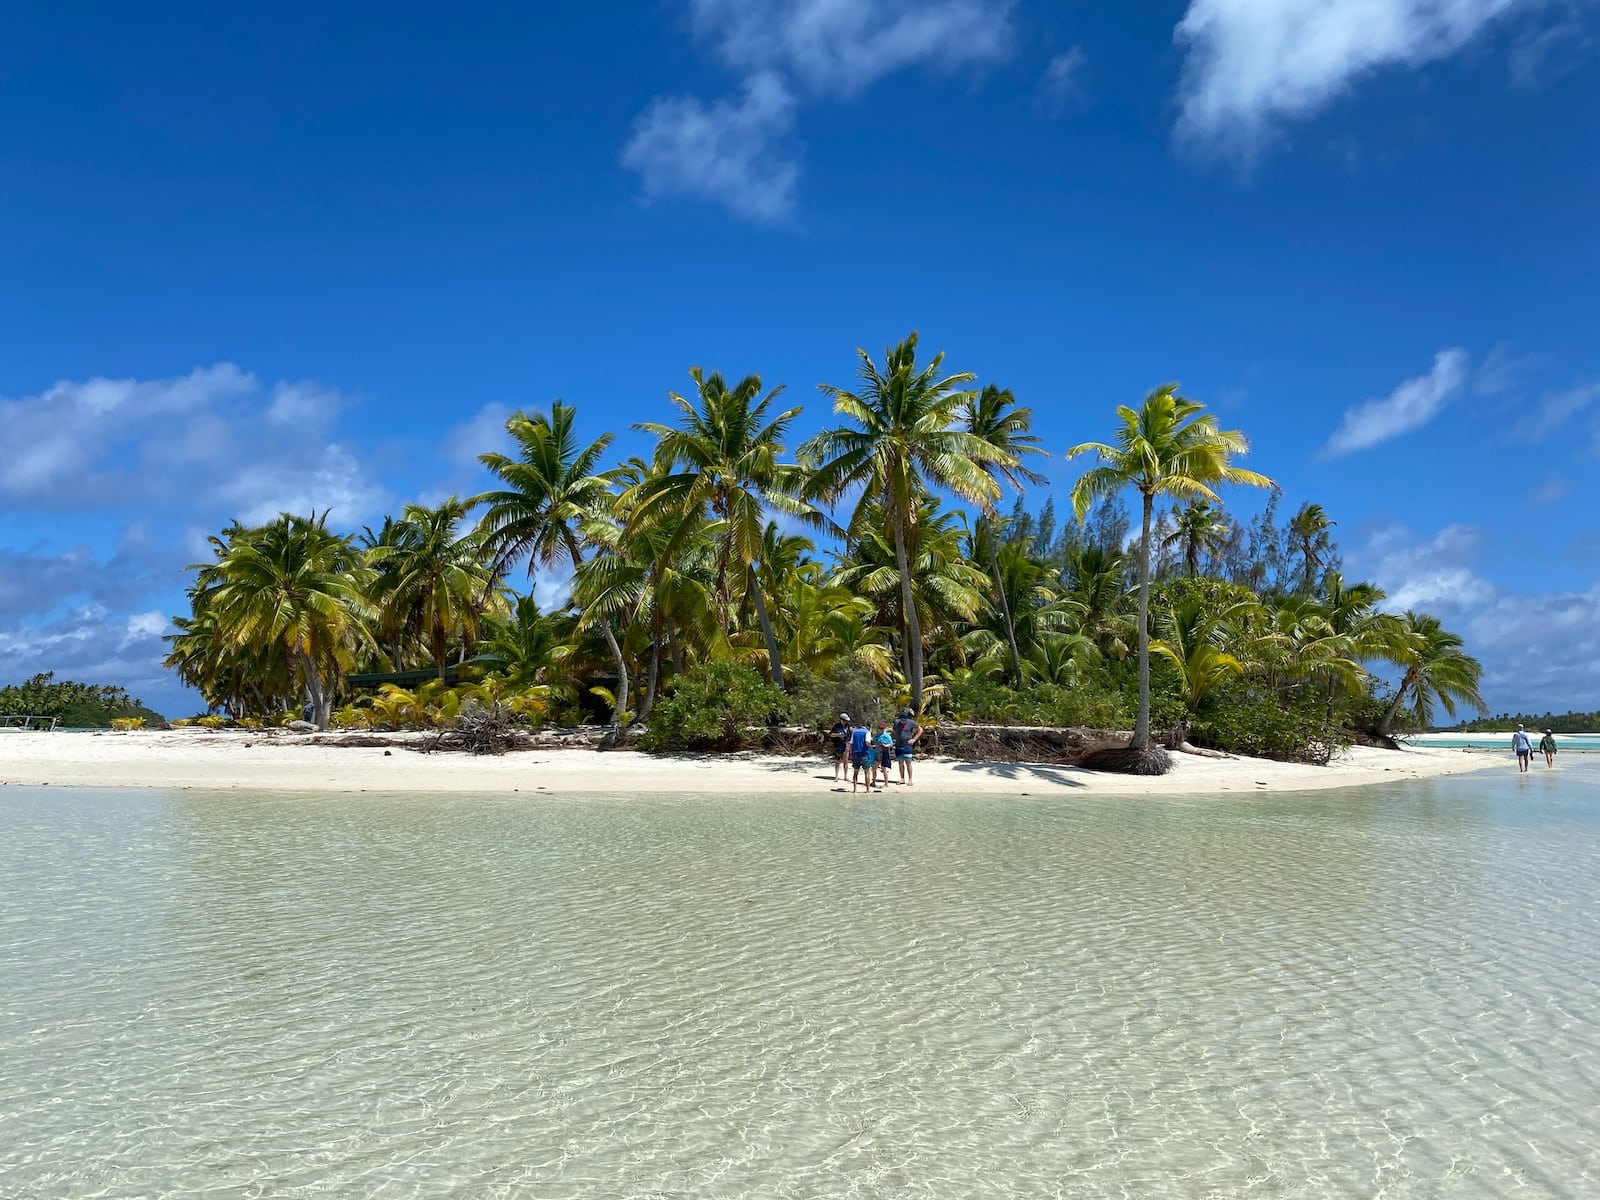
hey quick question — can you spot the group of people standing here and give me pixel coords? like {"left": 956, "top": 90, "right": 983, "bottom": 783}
{"left": 827, "top": 710, "right": 923, "bottom": 792}
{"left": 1511, "top": 725, "right": 1558, "bottom": 773}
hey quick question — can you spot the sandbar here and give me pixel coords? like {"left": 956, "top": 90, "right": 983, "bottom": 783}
{"left": 0, "top": 728, "right": 1502, "bottom": 797}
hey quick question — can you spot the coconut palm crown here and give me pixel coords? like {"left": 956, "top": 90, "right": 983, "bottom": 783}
{"left": 1067, "top": 384, "right": 1274, "bottom": 752}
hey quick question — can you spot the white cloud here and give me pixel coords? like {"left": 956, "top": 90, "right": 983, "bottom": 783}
{"left": 690, "top": 0, "right": 1013, "bottom": 95}
{"left": 1324, "top": 348, "right": 1469, "bottom": 456}
{"left": 0, "top": 364, "right": 385, "bottom": 522}
{"left": 216, "top": 443, "right": 387, "bottom": 526}
{"left": 1359, "top": 522, "right": 1496, "bottom": 615}
{"left": 624, "top": 0, "right": 1013, "bottom": 220}
{"left": 1538, "top": 379, "right": 1600, "bottom": 427}
{"left": 1466, "top": 582, "right": 1600, "bottom": 712}
{"left": 1347, "top": 521, "right": 1600, "bottom": 711}
{"left": 622, "top": 73, "right": 800, "bottom": 222}
{"left": 1528, "top": 474, "right": 1572, "bottom": 505}
{"left": 1036, "top": 48, "right": 1088, "bottom": 116}
{"left": 1174, "top": 0, "right": 1544, "bottom": 157}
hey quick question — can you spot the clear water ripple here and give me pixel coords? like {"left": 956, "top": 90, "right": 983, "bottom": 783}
{"left": 3, "top": 769, "right": 1600, "bottom": 1197}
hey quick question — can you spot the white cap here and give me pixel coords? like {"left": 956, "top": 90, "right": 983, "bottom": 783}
{"left": 840, "top": 713, "right": 850, "bottom": 720}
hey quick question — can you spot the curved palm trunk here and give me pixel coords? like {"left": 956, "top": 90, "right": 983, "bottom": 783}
{"left": 599, "top": 619, "right": 629, "bottom": 726}
{"left": 748, "top": 561, "right": 785, "bottom": 690}
{"left": 296, "top": 645, "right": 333, "bottom": 730}
{"left": 1377, "top": 671, "right": 1415, "bottom": 735}
{"left": 891, "top": 513, "right": 924, "bottom": 712}
{"left": 988, "top": 528, "right": 1023, "bottom": 687}
{"left": 1133, "top": 491, "right": 1154, "bottom": 751}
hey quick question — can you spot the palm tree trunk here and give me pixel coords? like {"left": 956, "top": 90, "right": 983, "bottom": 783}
{"left": 1377, "top": 673, "right": 1414, "bottom": 736}
{"left": 748, "top": 562, "right": 785, "bottom": 690}
{"left": 891, "top": 512, "right": 923, "bottom": 712}
{"left": 639, "top": 602, "right": 663, "bottom": 720}
{"left": 599, "top": 619, "right": 629, "bottom": 726}
{"left": 1133, "top": 491, "right": 1153, "bottom": 750}
{"left": 987, "top": 523, "right": 1022, "bottom": 687}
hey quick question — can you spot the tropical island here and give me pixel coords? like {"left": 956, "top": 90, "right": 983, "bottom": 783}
{"left": 107, "top": 333, "right": 1481, "bottom": 784}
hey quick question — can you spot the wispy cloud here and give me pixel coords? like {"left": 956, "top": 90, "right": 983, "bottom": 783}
{"left": 621, "top": 73, "right": 800, "bottom": 223}
{"left": 1173, "top": 0, "right": 1548, "bottom": 159}
{"left": 1035, "top": 47, "right": 1088, "bottom": 117}
{"left": 691, "top": 0, "right": 1013, "bottom": 94}
{"left": 623, "top": 0, "right": 1014, "bottom": 220}
{"left": 1324, "top": 348, "right": 1469, "bottom": 457}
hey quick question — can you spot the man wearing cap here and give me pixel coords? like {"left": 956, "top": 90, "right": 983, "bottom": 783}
{"left": 828, "top": 713, "right": 850, "bottom": 782}
{"left": 1511, "top": 725, "right": 1532, "bottom": 773}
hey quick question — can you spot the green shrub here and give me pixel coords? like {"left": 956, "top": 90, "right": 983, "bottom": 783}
{"left": 110, "top": 717, "right": 146, "bottom": 731}
{"left": 788, "top": 663, "right": 892, "bottom": 732}
{"left": 1193, "top": 688, "right": 1346, "bottom": 764}
{"left": 195, "top": 714, "right": 227, "bottom": 729}
{"left": 641, "top": 662, "right": 790, "bottom": 751}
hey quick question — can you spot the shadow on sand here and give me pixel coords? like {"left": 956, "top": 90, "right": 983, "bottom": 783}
{"left": 949, "top": 761, "right": 1088, "bottom": 788}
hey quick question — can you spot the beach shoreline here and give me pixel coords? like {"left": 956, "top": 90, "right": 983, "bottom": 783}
{"left": 0, "top": 728, "right": 1504, "bottom": 797}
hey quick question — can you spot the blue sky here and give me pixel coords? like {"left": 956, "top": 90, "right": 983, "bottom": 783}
{"left": 2, "top": 0, "right": 1597, "bottom": 718}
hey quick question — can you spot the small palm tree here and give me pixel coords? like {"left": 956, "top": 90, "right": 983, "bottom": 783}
{"left": 367, "top": 497, "right": 504, "bottom": 679}
{"left": 1068, "top": 385, "right": 1274, "bottom": 753}
{"left": 961, "top": 384, "right": 1049, "bottom": 685}
{"left": 1162, "top": 500, "right": 1231, "bottom": 578}
{"left": 1378, "top": 611, "right": 1487, "bottom": 735}
{"left": 1288, "top": 502, "right": 1337, "bottom": 597}
{"left": 199, "top": 512, "right": 372, "bottom": 729}
{"left": 629, "top": 367, "right": 818, "bottom": 688}
{"left": 803, "top": 332, "right": 1015, "bottom": 712}
{"left": 476, "top": 402, "right": 632, "bottom": 724}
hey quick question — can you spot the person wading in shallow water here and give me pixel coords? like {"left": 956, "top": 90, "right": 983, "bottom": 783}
{"left": 1511, "top": 725, "right": 1533, "bottom": 773}
{"left": 1540, "top": 729, "right": 1558, "bottom": 768}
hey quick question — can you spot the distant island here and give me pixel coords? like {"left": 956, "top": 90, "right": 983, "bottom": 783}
{"left": 1445, "top": 712, "right": 1599, "bottom": 734}
{"left": 0, "top": 672, "right": 164, "bottom": 729}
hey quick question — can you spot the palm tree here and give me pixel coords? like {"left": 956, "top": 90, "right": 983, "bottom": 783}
{"left": 1152, "top": 591, "right": 1254, "bottom": 715}
{"left": 475, "top": 402, "right": 631, "bottom": 724}
{"left": 1060, "top": 543, "right": 1133, "bottom": 660}
{"left": 628, "top": 367, "right": 817, "bottom": 688}
{"left": 367, "top": 497, "right": 504, "bottom": 679}
{"left": 1288, "top": 502, "right": 1337, "bottom": 597}
{"left": 802, "top": 332, "right": 1017, "bottom": 713}
{"left": 198, "top": 512, "right": 372, "bottom": 728}
{"left": 1377, "top": 611, "right": 1487, "bottom": 735}
{"left": 1068, "top": 385, "right": 1274, "bottom": 752}
{"left": 961, "top": 384, "right": 1049, "bottom": 685}
{"left": 1162, "top": 500, "right": 1230, "bottom": 578}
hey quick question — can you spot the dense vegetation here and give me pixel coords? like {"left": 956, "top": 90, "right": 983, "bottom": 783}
{"left": 1447, "top": 712, "right": 1600, "bottom": 733}
{"left": 0, "top": 673, "right": 164, "bottom": 728}
{"left": 164, "top": 333, "right": 1487, "bottom": 764}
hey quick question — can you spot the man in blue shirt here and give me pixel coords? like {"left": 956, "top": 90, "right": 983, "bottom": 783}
{"left": 849, "top": 720, "right": 876, "bottom": 792}
{"left": 1511, "top": 725, "right": 1532, "bottom": 773}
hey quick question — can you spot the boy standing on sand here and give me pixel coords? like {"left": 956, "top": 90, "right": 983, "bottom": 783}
{"left": 875, "top": 721, "right": 894, "bottom": 786}
{"left": 828, "top": 714, "right": 850, "bottom": 782}
{"left": 1540, "top": 729, "right": 1557, "bottom": 767}
{"left": 1511, "top": 725, "right": 1532, "bottom": 773}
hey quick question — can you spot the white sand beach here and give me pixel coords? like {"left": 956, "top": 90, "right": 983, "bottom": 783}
{"left": 0, "top": 727, "right": 1500, "bottom": 797}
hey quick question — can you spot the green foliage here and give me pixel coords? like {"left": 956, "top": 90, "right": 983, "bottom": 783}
{"left": 0, "top": 672, "right": 162, "bottom": 728}
{"left": 640, "top": 661, "right": 790, "bottom": 751}
{"left": 788, "top": 663, "right": 892, "bottom": 732}
{"left": 110, "top": 717, "right": 147, "bottom": 731}
{"left": 945, "top": 675, "right": 1128, "bottom": 729}
{"left": 1192, "top": 684, "right": 1346, "bottom": 764}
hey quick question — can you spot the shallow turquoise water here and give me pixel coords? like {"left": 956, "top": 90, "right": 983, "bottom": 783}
{"left": 4, "top": 767, "right": 1600, "bottom": 1197}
